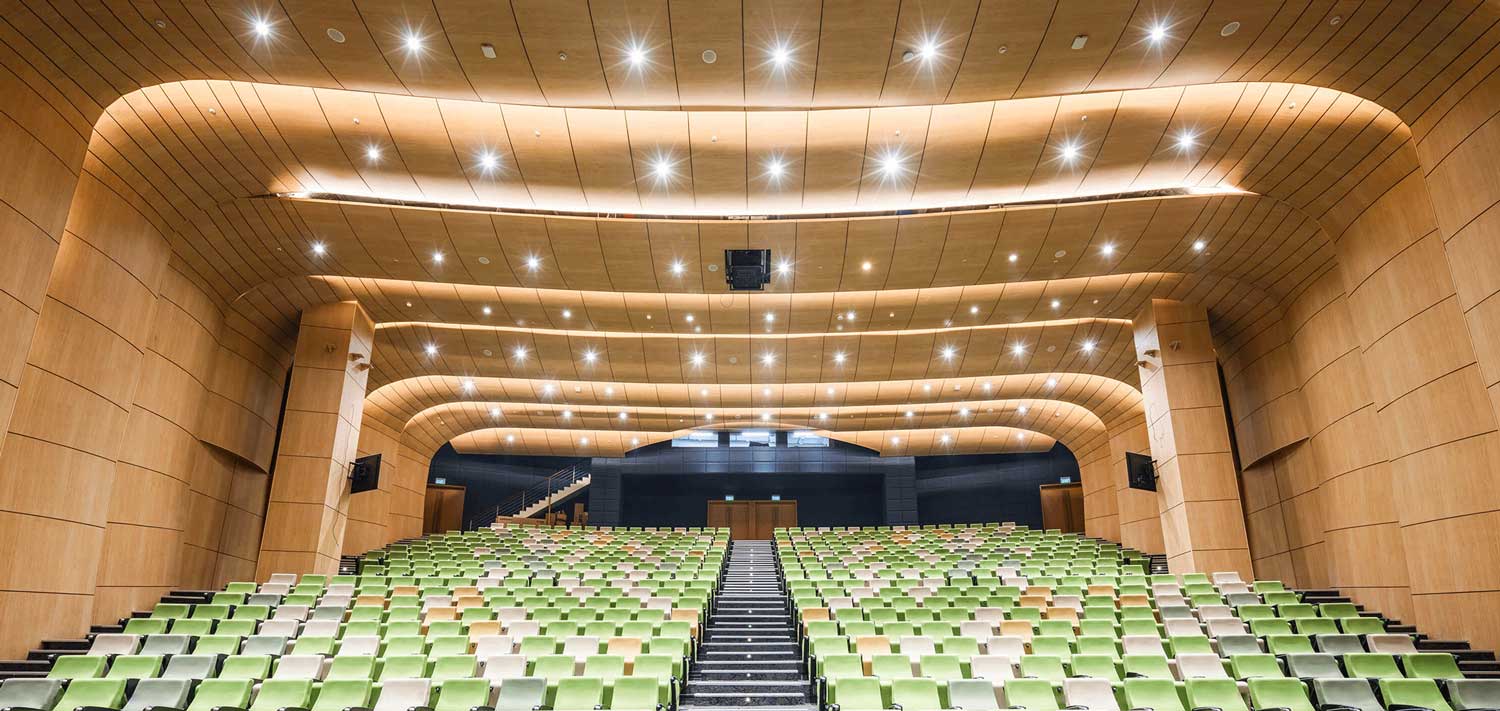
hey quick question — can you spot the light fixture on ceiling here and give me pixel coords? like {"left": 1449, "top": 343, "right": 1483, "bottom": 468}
{"left": 877, "top": 153, "right": 903, "bottom": 178}
{"left": 861, "top": 261, "right": 873, "bottom": 272}
{"left": 525, "top": 255, "right": 541, "bottom": 271}
{"left": 1012, "top": 343, "right": 1026, "bottom": 356}
{"left": 700, "top": 388, "right": 709, "bottom": 396}
{"left": 684, "top": 313, "right": 695, "bottom": 323}
{"left": 922, "top": 383, "right": 931, "bottom": 392}
{"left": 1147, "top": 22, "right": 1168, "bottom": 44}
{"left": 1193, "top": 240, "right": 1207, "bottom": 252}
{"left": 579, "top": 437, "right": 589, "bottom": 445}
{"left": 480, "top": 43, "right": 496, "bottom": 59}
{"left": 618, "top": 412, "right": 628, "bottom": 421}
{"left": 958, "top": 408, "right": 970, "bottom": 418}
{"left": 630, "top": 437, "right": 639, "bottom": 446}
{"left": 404, "top": 31, "right": 424, "bottom": 53}
{"left": 833, "top": 352, "right": 846, "bottom": 364}
{"left": 326, "top": 27, "right": 346, "bottom": 43}
{"left": 940, "top": 433, "right": 951, "bottom": 444}
{"left": 424, "top": 343, "right": 438, "bottom": 356}
{"left": 1176, "top": 130, "right": 1197, "bottom": 151}
{"left": 490, "top": 407, "right": 501, "bottom": 418}
{"left": 969, "top": 305, "right": 979, "bottom": 314}
{"left": 1081, "top": 340, "right": 1096, "bottom": 353}
{"left": 761, "top": 412, "right": 772, "bottom": 421}
{"left": 1221, "top": 21, "right": 1241, "bottom": 36}
{"left": 826, "top": 387, "right": 835, "bottom": 396}
{"left": 561, "top": 309, "right": 572, "bottom": 319}
{"left": 582, "top": 349, "right": 598, "bottom": 363}
{"left": 562, "top": 410, "right": 573, "bottom": 419}
{"left": 845, "top": 310, "right": 856, "bottom": 321}
{"left": 1018, "top": 405, "right": 1029, "bottom": 414}
{"left": 431, "top": 251, "right": 444, "bottom": 264}
{"left": 764, "top": 312, "right": 775, "bottom": 322}
{"left": 761, "top": 352, "right": 776, "bottom": 366}
{"left": 512, "top": 345, "right": 528, "bottom": 361}
{"left": 311, "top": 242, "right": 326, "bottom": 256}
{"left": 891, "top": 436, "right": 901, "bottom": 444}
{"left": 690, "top": 352, "right": 706, "bottom": 367}
{"left": 481, "top": 306, "right": 492, "bottom": 316}
{"left": 917, "top": 37, "right": 939, "bottom": 61}
{"left": 506, "top": 434, "right": 515, "bottom": 443}
{"left": 670, "top": 260, "right": 686, "bottom": 276}
{"left": 761, "top": 387, "right": 771, "bottom": 396}
{"left": 765, "top": 157, "right": 786, "bottom": 180}
{"left": 1050, "top": 299, "right": 1061, "bottom": 309}
{"left": 776, "top": 260, "right": 792, "bottom": 276}
{"left": 940, "top": 346, "right": 957, "bottom": 360}
{"left": 701, "top": 49, "right": 717, "bottom": 64}
{"left": 252, "top": 18, "right": 272, "bottom": 38}
{"left": 705, "top": 412, "right": 715, "bottom": 421}
{"left": 818, "top": 412, "right": 829, "bottom": 420}
{"left": 477, "top": 150, "right": 500, "bottom": 173}
{"left": 627, "top": 42, "right": 648, "bottom": 67}
{"left": 1071, "top": 34, "right": 1088, "bottom": 50}
{"left": 1059, "top": 140, "right": 1081, "bottom": 161}
{"left": 905, "top": 410, "right": 915, "bottom": 418}
{"left": 1046, "top": 377, "right": 1058, "bottom": 388}
{"left": 1101, "top": 243, "right": 1115, "bottom": 256}
{"left": 461, "top": 378, "right": 475, "bottom": 392}
{"left": 1008, "top": 253, "right": 1019, "bottom": 263}
{"left": 770, "top": 43, "right": 792, "bottom": 68}
{"left": 651, "top": 157, "right": 673, "bottom": 181}
{"left": 365, "top": 144, "right": 381, "bottom": 162}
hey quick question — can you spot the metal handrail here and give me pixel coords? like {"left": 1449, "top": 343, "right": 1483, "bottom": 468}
{"left": 466, "top": 464, "right": 589, "bottom": 529}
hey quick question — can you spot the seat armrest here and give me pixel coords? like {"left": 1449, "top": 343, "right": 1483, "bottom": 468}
{"left": 409, "top": 705, "right": 436, "bottom": 711}
{"left": 1192, "top": 705, "right": 1225, "bottom": 711}
{"left": 279, "top": 705, "right": 311, "bottom": 711}
{"left": 211, "top": 706, "right": 249, "bottom": 711}
{"left": 1254, "top": 706, "right": 1292, "bottom": 711}
{"left": 469, "top": 705, "right": 495, "bottom": 711}
{"left": 1387, "top": 706, "right": 1436, "bottom": 711}
{"left": 1317, "top": 705, "right": 1362, "bottom": 711}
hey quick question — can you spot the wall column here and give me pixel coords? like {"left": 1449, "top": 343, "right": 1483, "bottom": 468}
{"left": 1133, "top": 299, "right": 1252, "bottom": 578}
{"left": 1110, "top": 420, "right": 1163, "bottom": 554}
{"left": 256, "top": 302, "right": 373, "bottom": 579}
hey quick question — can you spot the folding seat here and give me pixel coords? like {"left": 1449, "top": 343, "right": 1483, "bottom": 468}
{"left": 186, "top": 679, "right": 254, "bottom": 711}
{"left": 168, "top": 619, "right": 214, "bottom": 637}
{"left": 1205, "top": 618, "right": 1247, "bottom": 637}
{"left": 1283, "top": 653, "right": 1344, "bottom": 680}
{"left": 1344, "top": 653, "right": 1404, "bottom": 679}
{"left": 1004, "top": 679, "right": 1063, "bottom": 711}
{"left": 531, "top": 654, "right": 577, "bottom": 683}
{"left": 431, "top": 655, "right": 480, "bottom": 681}
{"left": 123, "top": 619, "right": 170, "bottom": 636}
{"left": 1068, "top": 655, "right": 1121, "bottom": 682}
{"left": 1029, "top": 636, "right": 1072, "bottom": 662}
{"left": 1036, "top": 620, "right": 1075, "bottom": 639}
{"left": 1379, "top": 680, "right": 1454, "bottom": 711}
{"left": 433, "top": 678, "right": 496, "bottom": 711}
{"left": 1266, "top": 633, "right": 1314, "bottom": 654}
{"left": 1216, "top": 635, "right": 1263, "bottom": 658}
{"left": 1163, "top": 619, "right": 1202, "bottom": 637}
{"left": 378, "top": 655, "right": 429, "bottom": 681}
{"left": 998, "top": 620, "right": 1034, "bottom": 641}
{"left": 947, "top": 679, "right": 1001, "bottom": 710}
{"left": 1403, "top": 653, "right": 1464, "bottom": 680}
{"left": 249, "top": 679, "right": 315, "bottom": 711}
{"left": 918, "top": 654, "right": 965, "bottom": 682}
{"left": 1176, "top": 654, "right": 1230, "bottom": 679}
{"left": 1340, "top": 618, "right": 1386, "bottom": 635}
{"left": 160, "top": 655, "right": 219, "bottom": 680}
{"left": 829, "top": 676, "right": 885, "bottom": 711}
{"left": 1315, "top": 634, "right": 1366, "bottom": 655}
{"left": 1122, "top": 679, "right": 1184, "bottom": 711}
{"left": 1252, "top": 619, "right": 1296, "bottom": 637}
{"left": 1120, "top": 635, "right": 1167, "bottom": 657}
{"left": 1293, "top": 618, "right": 1340, "bottom": 636}
{"left": 970, "top": 653, "right": 1015, "bottom": 681}
{"left": 552, "top": 677, "right": 606, "bottom": 711}
{"left": 890, "top": 678, "right": 943, "bottom": 711}
{"left": 1228, "top": 654, "right": 1286, "bottom": 680}
{"left": 1183, "top": 677, "right": 1248, "bottom": 711}
{"left": 326, "top": 655, "right": 376, "bottom": 681}
{"left": 1075, "top": 636, "right": 1120, "bottom": 660}
{"left": 105, "top": 654, "right": 163, "bottom": 680}
{"left": 86, "top": 633, "right": 141, "bottom": 656}
{"left": 1019, "top": 655, "right": 1068, "bottom": 683}
{"left": 1366, "top": 635, "right": 1418, "bottom": 655}
{"left": 1121, "top": 655, "right": 1174, "bottom": 680}
{"left": 899, "top": 636, "right": 937, "bottom": 663}
{"left": 271, "top": 605, "right": 309, "bottom": 622}
{"left": 492, "top": 678, "right": 549, "bottom": 711}
{"left": 430, "top": 636, "right": 473, "bottom": 658}
{"left": 49, "top": 655, "right": 109, "bottom": 679}
{"left": 241, "top": 635, "right": 289, "bottom": 657}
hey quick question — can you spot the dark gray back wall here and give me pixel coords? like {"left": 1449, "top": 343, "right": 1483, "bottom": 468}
{"left": 914, "top": 443, "right": 1080, "bottom": 527}
{"left": 425, "top": 445, "right": 584, "bottom": 525}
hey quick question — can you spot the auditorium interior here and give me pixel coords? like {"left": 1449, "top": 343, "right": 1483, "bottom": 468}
{"left": 4, "top": 2, "right": 1500, "bottom": 710}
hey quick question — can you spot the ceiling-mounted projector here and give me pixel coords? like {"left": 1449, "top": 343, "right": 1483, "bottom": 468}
{"left": 724, "top": 249, "right": 771, "bottom": 291}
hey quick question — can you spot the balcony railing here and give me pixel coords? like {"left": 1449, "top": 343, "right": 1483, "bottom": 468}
{"left": 465, "top": 464, "right": 588, "bottom": 529}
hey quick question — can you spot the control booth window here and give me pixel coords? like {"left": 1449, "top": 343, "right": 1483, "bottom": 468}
{"left": 670, "top": 431, "right": 719, "bottom": 448}
{"left": 730, "top": 430, "right": 776, "bottom": 447}
{"left": 788, "top": 431, "right": 830, "bottom": 447}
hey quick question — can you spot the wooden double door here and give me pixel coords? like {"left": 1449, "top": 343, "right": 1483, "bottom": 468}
{"left": 706, "top": 499, "right": 798, "bottom": 539}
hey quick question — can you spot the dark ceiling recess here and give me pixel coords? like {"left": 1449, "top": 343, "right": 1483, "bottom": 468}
{"left": 725, "top": 249, "right": 771, "bottom": 291}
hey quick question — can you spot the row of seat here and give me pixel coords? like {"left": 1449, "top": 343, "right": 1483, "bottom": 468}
{"left": 805, "top": 629, "right": 1419, "bottom": 659}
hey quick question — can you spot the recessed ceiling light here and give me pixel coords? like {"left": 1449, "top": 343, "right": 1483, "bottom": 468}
{"left": 1071, "top": 34, "right": 1088, "bottom": 50}
{"left": 404, "top": 31, "right": 424, "bottom": 53}
{"left": 761, "top": 352, "right": 776, "bottom": 366}
{"left": 690, "top": 353, "right": 706, "bottom": 367}
{"left": 776, "top": 260, "right": 792, "bottom": 276}
{"left": 561, "top": 309, "right": 572, "bottom": 319}
{"left": 627, "top": 43, "right": 648, "bottom": 66}
{"left": 766, "top": 157, "right": 786, "bottom": 179}
{"left": 431, "top": 251, "right": 444, "bottom": 264}
{"left": 1329, "top": 15, "right": 1342, "bottom": 26}
{"left": 651, "top": 157, "right": 672, "bottom": 181}
{"left": 326, "top": 27, "right": 346, "bottom": 43}
{"left": 906, "top": 410, "right": 915, "bottom": 418}
{"left": 861, "top": 261, "right": 874, "bottom": 272}
{"left": 582, "top": 349, "right": 598, "bottom": 363}
{"left": 764, "top": 312, "right": 775, "bottom": 322}
{"left": 477, "top": 150, "right": 500, "bottom": 172}
{"left": 424, "top": 343, "right": 438, "bottom": 356}
{"left": 1193, "top": 240, "right": 1207, "bottom": 252}
{"left": 1012, "top": 343, "right": 1026, "bottom": 356}
{"left": 1019, "top": 405, "right": 1029, "bottom": 414}
{"left": 630, "top": 437, "right": 639, "bottom": 446}
{"left": 833, "top": 352, "right": 846, "bottom": 364}
{"left": 365, "top": 145, "right": 381, "bottom": 162}
{"left": 969, "top": 305, "right": 979, "bottom": 314}
{"left": 818, "top": 412, "right": 829, "bottom": 420}
{"left": 762, "top": 387, "right": 771, "bottom": 396}
{"left": 1060, "top": 140, "right": 1081, "bottom": 161}
{"left": 513, "top": 346, "right": 527, "bottom": 361}
{"left": 670, "top": 260, "right": 686, "bottom": 276}
{"left": 525, "top": 255, "right": 541, "bottom": 271}
{"left": 1177, "top": 131, "right": 1196, "bottom": 150}
{"left": 891, "top": 436, "right": 901, "bottom": 444}
{"left": 579, "top": 437, "right": 589, "bottom": 445}
{"left": 701, "top": 49, "right": 717, "bottom": 64}
{"left": 761, "top": 412, "right": 772, "bottom": 421}
{"left": 694, "top": 326, "right": 702, "bottom": 333}
{"left": 1050, "top": 299, "right": 1061, "bottom": 309}
{"left": 922, "top": 383, "right": 931, "bottom": 392}
{"left": 1046, "top": 378, "right": 1058, "bottom": 388}
{"left": 685, "top": 313, "right": 695, "bottom": 323}
{"left": 1008, "top": 253, "right": 1019, "bottom": 263}
{"left": 506, "top": 435, "right": 515, "bottom": 443}
{"left": 618, "top": 412, "right": 628, "bottom": 421}
{"left": 959, "top": 407, "right": 970, "bottom": 417}
{"left": 252, "top": 18, "right": 272, "bottom": 38}
{"left": 770, "top": 43, "right": 792, "bottom": 68}
{"left": 482, "top": 306, "right": 492, "bottom": 316}
{"left": 490, "top": 407, "right": 501, "bottom": 418}
{"left": 311, "top": 242, "right": 326, "bottom": 256}
{"left": 705, "top": 413, "right": 715, "bottom": 421}
{"left": 941, "top": 346, "right": 957, "bottom": 360}
{"left": 940, "top": 434, "right": 951, "bottom": 444}
{"left": 1081, "top": 340, "right": 1096, "bottom": 353}
{"left": 878, "top": 154, "right": 903, "bottom": 177}
{"left": 1101, "top": 243, "right": 1115, "bottom": 256}
{"left": 562, "top": 410, "right": 573, "bottom": 419}
{"left": 1147, "top": 22, "right": 1168, "bottom": 44}
{"left": 461, "top": 379, "right": 475, "bottom": 392}
{"left": 826, "top": 387, "right": 835, "bottom": 396}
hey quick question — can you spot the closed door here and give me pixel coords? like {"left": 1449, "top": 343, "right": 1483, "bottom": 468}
{"left": 708, "top": 500, "right": 798, "bottom": 539}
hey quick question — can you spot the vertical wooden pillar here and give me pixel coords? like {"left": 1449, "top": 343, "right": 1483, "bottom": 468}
{"left": 1110, "top": 420, "right": 1164, "bottom": 554}
{"left": 1134, "top": 299, "right": 1253, "bottom": 578}
{"left": 256, "top": 303, "right": 373, "bottom": 579}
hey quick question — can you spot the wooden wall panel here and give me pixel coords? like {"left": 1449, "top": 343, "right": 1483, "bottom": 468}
{"left": 257, "top": 303, "right": 374, "bottom": 579}
{"left": 1134, "top": 299, "right": 1252, "bottom": 578}
{"left": 1109, "top": 419, "right": 1163, "bottom": 554}
{"left": 0, "top": 173, "right": 170, "bottom": 656}
{"left": 1079, "top": 451, "right": 1118, "bottom": 541}
{"left": 346, "top": 419, "right": 401, "bottom": 554}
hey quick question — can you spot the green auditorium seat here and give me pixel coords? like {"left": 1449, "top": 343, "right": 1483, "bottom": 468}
{"left": 608, "top": 677, "right": 662, "bottom": 711}
{"left": 250, "top": 680, "right": 315, "bottom": 711}
{"left": 1402, "top": 653, "right": 1464, "bottom": 680}
{"left": 1311, "top": 679, "right": 1384, "bottom": 711}
{"left": 1247, "top": 679, "right": 1316, "bottom": 711}
{"left": 186, "top": 680, "right": 254, "bottom": 711}
{"left": 48, "top": 655, "right": 108, "bottom": 680}
{"left": 493, "top": 678, "right": 548, "bottom": 711}
{"left": 1003, "top": 679, "right": 1062, "bottom": 711}
{"left": 1378, "top": 679, "right": 1454, "bottom": 711}
{"left": 552, "top": 677, "right": 605, "bottom": 711}
{"left": 1186, "top": 679, "right": 1248, "bottom": 711}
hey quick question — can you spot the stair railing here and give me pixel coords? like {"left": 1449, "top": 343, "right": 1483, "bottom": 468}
{"left": 465, "top": 464, "right": 589, "bottom": 529}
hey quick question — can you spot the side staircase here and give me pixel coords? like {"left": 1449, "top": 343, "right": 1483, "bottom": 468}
{"left": 681, "top": 540, "right": 814, "bottom": 710}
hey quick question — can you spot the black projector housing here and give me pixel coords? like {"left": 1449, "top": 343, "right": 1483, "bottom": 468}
{"left": 724, "top": 249, "right": 772, "bottom": 291}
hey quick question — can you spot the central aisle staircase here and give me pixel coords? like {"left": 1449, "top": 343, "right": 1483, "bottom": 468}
{"left": 681, "top": 540, "right": 814, "bottom": 710}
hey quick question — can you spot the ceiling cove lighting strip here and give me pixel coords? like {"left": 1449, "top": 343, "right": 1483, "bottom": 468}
{"left": 262, "top": 185, "right": 1245, "bottom": 222}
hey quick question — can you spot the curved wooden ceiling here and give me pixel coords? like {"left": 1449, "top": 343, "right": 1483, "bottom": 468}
{"left": 17, "top": 0, "right": 1496, "bottom": 460}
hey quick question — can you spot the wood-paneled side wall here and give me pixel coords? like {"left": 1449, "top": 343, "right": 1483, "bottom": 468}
{"left": 1407, "top": 52, "right": 1500, "bottom": 655}
{"left": 0, "top": 60, "right": 89, "bottom": 463}
{"left": 257, "top": 303, "right": 374, "bottom": 579}
{"left": 1079, "top": 450, "right": 1118, "bottom": 542}
{"left": 393, "top": 446, "right": 432, "bottom": 540}
{"left": 181, "top": 445, "right": 268, "bottom": 591}
{"left": 0, "top": 173, "right": 171, "bottom": 656}
{"left": 1109, "top": 419, "right": 1163, "bottom": 555}
{"left": 347, "top": 419, "right": 401, "bottom": 555}
{"left": 1133, "top": 300, "right": 1252, "bottom": 579}
{"left": 1240, "top": 442, "right": 1326, "bottom": 589}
